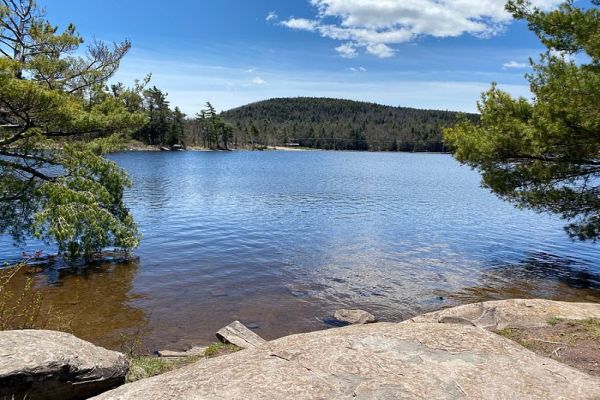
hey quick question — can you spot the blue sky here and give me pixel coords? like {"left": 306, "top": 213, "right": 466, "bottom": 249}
{"left": 40, "top": 0, "right": 567, "bottom": 114}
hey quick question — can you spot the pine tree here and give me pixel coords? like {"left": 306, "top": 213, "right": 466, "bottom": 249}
{"left": 0, "top": 0, "right": 146, "bottom": 257}
{"left": 445, "top": 0, "right": 600, "bottom": 240}
{"left": 167, "top": 106, "right": 185, "bottom": 146}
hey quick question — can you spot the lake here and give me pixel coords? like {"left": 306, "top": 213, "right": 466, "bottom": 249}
{"left": 1, "top": 151, "right": 600, "bottom": 352}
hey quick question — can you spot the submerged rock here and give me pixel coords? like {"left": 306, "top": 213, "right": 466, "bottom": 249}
{"left": 92, "top": 321, "right": 600, "bottom": 399}
{"left": 0, "top": 330, "right": 128, "bottom": 400}
{"left": 407, "top": 299, "right": 600, "bottom": 330}
{"left": 333, "top": 309, "right": 377, "bottom": 325}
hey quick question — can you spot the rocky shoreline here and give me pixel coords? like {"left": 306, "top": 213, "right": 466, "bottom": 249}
{"left": 2, "top": 299, "right": 600, "bottom": 399}
{"left": 121, "top": 139, "right": 312, "bottom": 153}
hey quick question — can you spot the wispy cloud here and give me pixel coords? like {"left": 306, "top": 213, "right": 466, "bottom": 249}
{"left": 502, "top": 61, "right": 528, "bottom": 69}
{"left": 366, "top": 43, "right": 394, "bottom": 58}
{"left": 251, "top": 76, "right": 267, "bottom": 85}
{"left": 266, "top": 11, "right": 278, "bottom": 22}
{"left": 335, "top": 43, "right": 358, "bottom": 58}
{"left": 113, "top": 50, "right": 530, "bottom": 113}
{"left": 279, "top": 0, "right": 563, "bottom": 58}
{"left": 348, "top": 66, "right": 367, "bottom": 73}
{"left": 282, "top": 18, "right": 317, "bottom": 31}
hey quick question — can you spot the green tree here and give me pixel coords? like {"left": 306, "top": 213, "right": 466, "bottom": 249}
{"left": 167, "top": 106, "right": 185, "bottom": 146}
{"left": 219, "top": 120, "right": 234, "bottom": 150}
{"left": 0, "top": 0, "right": 146, "bottom": 257}
{"left": 141, "top": 86, "right": 170, "bottom": 145}
{"left": 202, "top": 102, "right": 221, "bottom": 149}
{"left": 194, "top": 108, "right": 209, "bottom": 148}
{"left": 445, "top": 0, "right": 600, "bottom": 240}
{"left": 250, "top": 124, "right": 260, "bottom": 148}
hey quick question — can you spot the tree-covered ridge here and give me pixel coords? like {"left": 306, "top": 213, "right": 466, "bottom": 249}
{"left": 220, "top": 97, "right": 478, "bottom": 152}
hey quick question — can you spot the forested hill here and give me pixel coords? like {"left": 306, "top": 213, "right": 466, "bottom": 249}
{"left": 220, "top": 97, "right": 478, "bottom": 152}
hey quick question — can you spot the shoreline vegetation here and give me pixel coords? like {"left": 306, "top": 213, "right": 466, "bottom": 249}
{"left": 121, "top": 139, "right": 313, "bottom": 152}
{"left": 127, "top": 96, "right": 477, "bottom": 154}
{"left": 121, "top": 139, "right": 452, "bottom": 154}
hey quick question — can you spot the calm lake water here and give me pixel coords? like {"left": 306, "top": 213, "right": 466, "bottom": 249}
{"left": 2, "top": 151, "right": 600, "bottom": 351}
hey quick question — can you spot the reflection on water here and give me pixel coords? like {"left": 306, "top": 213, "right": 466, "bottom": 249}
{"left": 1, "top": 152, "right": 599, "bottom": 351}
{"left": 442, "top": 253, "right": 600, "bottom": 305}
{"left": 4, "top": 260, "right": 149, "bottom": 351}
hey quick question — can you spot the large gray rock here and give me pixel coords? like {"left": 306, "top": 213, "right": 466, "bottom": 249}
{"left": 0, "top": 330, "right": 128, "bottom": 400}
{"left": 407, "top": 299, "right": 600, "bottom": 330}
{"left": 93, "top": 322, "right": 600, "bottom": 399}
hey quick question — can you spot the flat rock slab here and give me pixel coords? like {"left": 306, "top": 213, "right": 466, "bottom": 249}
{"left": 216, "top": 321, "right": 266, "bottom": 349}
{"left": 157, "top": 347, "right": 207, "bottom": 358}
{"left": 0, "top": 329, "right": 128, "bottom": 400}
{"left": 92, "top": 322, "right": 600, "bottom": 399}
{"left": 334, "top": 309, "right": 376, "bottom": 325}
{"left": 407, "top": 299, "right": 600, "bottom": 330}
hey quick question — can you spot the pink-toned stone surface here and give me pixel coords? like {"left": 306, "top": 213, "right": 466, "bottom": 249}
{"left": 94, "top": 319, "right": 600, "bottom": 399}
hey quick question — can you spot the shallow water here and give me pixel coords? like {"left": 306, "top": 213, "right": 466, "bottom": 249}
{"left": 1, "top": 151, "right": 599, "bottom": 351}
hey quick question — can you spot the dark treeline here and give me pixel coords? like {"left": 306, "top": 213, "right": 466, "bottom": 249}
{"left": 116, "top": 83, "right": 187, "bottom": 147}
{"left": 124, "top": 86, "right": 234, "bottom": 150}
{"left": 219, "top": 97, "right": 479, "bottom": 152}
{"left": 183, "top": 102, "right": 235, "bottom": 150}
{"left": 129, "top": 95, "right": 479, "bottom": 152}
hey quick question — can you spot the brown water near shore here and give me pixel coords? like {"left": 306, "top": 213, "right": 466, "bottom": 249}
{"left": 3, "top": 260, "right": 330, "bottom": 352}
{"left": 3, "top": 258, "right": 599, "bottom": 354}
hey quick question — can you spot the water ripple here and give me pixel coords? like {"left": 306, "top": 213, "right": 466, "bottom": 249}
{"left": 0, "top": 151, "right": 599, "bottom": 350}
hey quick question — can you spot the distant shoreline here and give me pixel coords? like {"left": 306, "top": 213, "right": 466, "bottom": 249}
{"left": 122, "top": 141, "right": 451, "bottom": 154}
{"left": 122, "top": 140, "right": 310, "bottom": 152}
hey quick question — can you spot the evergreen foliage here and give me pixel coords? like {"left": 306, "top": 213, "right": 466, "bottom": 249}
{"left": 0, "top": 0, "right": 146, "bottom": 257}
{"left": 445, "top": 0, "right": 600, "bottom": 240}
{"left": 184, "top": 102, "right": 233, "bottom": 150}
{"left": 218, "top": 97, "right": 478, "bottom": 151}
{"left": 130, "top": 86, "right": 186, "bottom": 147}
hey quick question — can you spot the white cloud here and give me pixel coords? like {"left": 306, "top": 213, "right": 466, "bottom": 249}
{"left": 245, "top": 68, "right": 256, "bottom": 73}
{"left": 349, "top": 66, "right": 368, "bottom": 72}
{"left": 281, "top": 0, "right": 563, "bottom": 58}
{"left": 502, "top": 60, "right": 528, "bottom": 69}
{"left": 251, "top": 76, "right": 267, "bottom": 85}
{"left": 336, "top": 43, "right": 358, "bottom": 58}
{"left": 366, "top": 43, "right": 394, "bottom": 58}
{"left": 549, "top": 49, "right": 573, "bottom": 62}
{"left": 266, "top": 11, "right": 278, "bottom": 22}
{"left": 281, "top": 18, "right": 318, "bottom": 31}
{"left": 114, "top": 49, "right": 532, "bottom": 114}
